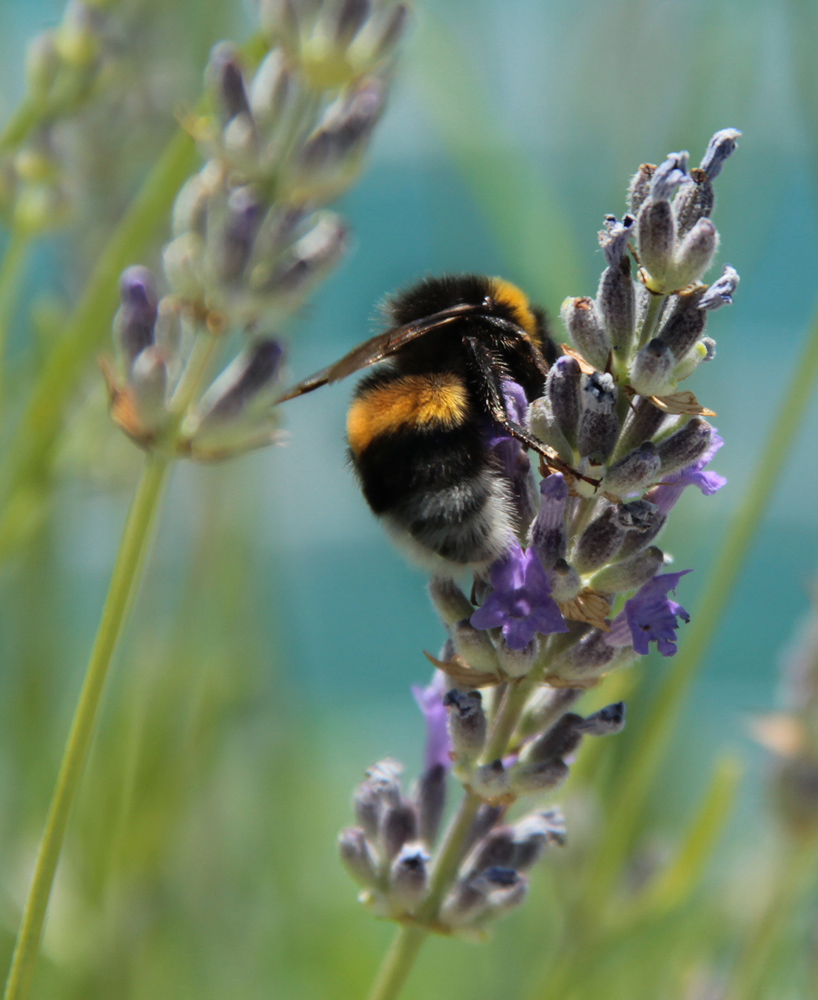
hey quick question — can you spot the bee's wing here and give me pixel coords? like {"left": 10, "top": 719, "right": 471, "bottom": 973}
{"left": 276, "top": 303, "right": 480, "bottom": 402}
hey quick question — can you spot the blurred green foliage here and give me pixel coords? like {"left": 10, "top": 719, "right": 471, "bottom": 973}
{"left": 1, "top": 1, "right": 818, "bottom": 998}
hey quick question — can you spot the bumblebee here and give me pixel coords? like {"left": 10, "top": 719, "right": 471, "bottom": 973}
{"left": 279, "top": 274, "right": 570, "bottom": 571}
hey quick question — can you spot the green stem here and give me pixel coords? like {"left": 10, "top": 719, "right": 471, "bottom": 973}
{"left": 638, "top": 292, "right": 666, "bottom": 348}
{"left": 584, "top": 301, "right": 818, "bottom": 903}
{"left": 0, "top": 101, "right": 43, "bottom": 155}
{"left": 0, "top": 126, "right": 196, "bottom": 561}
{"left": 2, "top": 454, "right": 172, "bottom": 1000}
{"left": 0, "top": 229, "right": 30, "bottom": 390}
{"left": 366, "top": 925, "right": 428, "bottom": 1000}
{"left": 725, "top": 837, "right": 818, "bottom": 1000}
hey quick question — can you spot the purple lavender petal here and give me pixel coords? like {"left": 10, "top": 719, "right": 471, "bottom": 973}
{"left": 471, "top": 594, "right": 511, "bottom": 631}
{"left": 412, "top": 674, "right": 452, "bottom": 771}
{"left": 504, "top": 617, "right": 538, "bottom": 650}
{"left": 651, "top": 430, "right": 726, "bottom": 513}
{"left": 502, "top": 379, "right": 529, "bottom": 424}
{"left": 621, "top": 570, "right": 692, "bottom": 657}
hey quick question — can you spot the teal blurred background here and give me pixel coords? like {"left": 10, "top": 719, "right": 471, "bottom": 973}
{"left": 1, "top": 0, "right": 818, "bottom": 997}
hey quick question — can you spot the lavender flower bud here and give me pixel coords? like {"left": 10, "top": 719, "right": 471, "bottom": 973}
{"left": 547, "top": 629, "right": 622, "bottom": 684}
{"left": 574, "top": 505, "right": 626, "bottom": 574}
{"left": 656, "top": 417, "right": 713, "bottom": 475}
{"left": 618, "top": 396, "right": 668, "bottom": 455}
{"left": 628, "top": 163, "right": 655, "bottom": 215}
{"left": 561, "top": 297, "right": 610, "bottom": 371}
{"left": 495, "top": 635, "right": 540, "bottom": 679}
{"left": 259, "top": 0, "right": 301, "bottom": 51}
{"left": 444, "top": 690, "right": 487, "bottom": 761}
{"left": 671, "top": 217, "right": 719, "bottom": 289}
{"left": 523, "top": 712, "right": 584, "bottom": 763}
{"left": 699, "top": 265, "right": 740, "bottom": 310}
{"left": 615, "top": 506, "right": 666, "bottom": 560}
{"left": 464, "top": 826, "right": 517, "bottom": 875}
{"left": 578, "top": 701, "right": 626, "bottom": 735}
{"left": 546, "top": 356, "right": 582, "bottom": 446}
{"left": 630, "top": 339, "right": 675, "bottom": 397}
{"left": 249, "top": 49, "right": 293, "bottom": 129}
{"left": 601, "top": 442, "right": 661, "bottom": 496}
{"left": 441, "top": 868, "right": 527, "bottom": 929}
{"left": 162, "top": 233, "right": 204, "bottom": 300}
{"left": 380, "top": 801, "right": 418, "bottom": 862}
{"left": 339, "top": 827, "right": 380, "bottom": 888}
{"left": 207, "top": 43, "right": 251, "bottom": 123}
{"left": 114, "top": 266, "right": 157, "bottom": 364}
{"left": 529, "top": 474, "right": 568, "bottom": 569}
{"left": 333, "top": 0, "right": 372, "bottom": 45}
{"left": 511, "top": 808, "right": 567, "bottom": 864}
{"left": 389, "top": 844, "right": 429, "bottom": 909}
{"left": 637, "top": 201, "right": 675, "bottom": 289}
{"left": 370, "top": 3, "right": 410, "bottom": 60}
{"left": 471, "top": 759, "right": 510, "bottom": 799}
{"left": 673, "top": 340, "right": 709, "bottom": 382}
{"left": 656, "top": 290, "right": 707, "bottom": 360}
{"left": 597, "top": 216, "right": 637, "bottom": 357}
{"left": 509, "top": 759, "right": 569, "bottom": 795}
{"left": 699, "top": 128, "right": 741, "bottom": 181}
{"left": 129, "top": 347, "right": 168, "bottom": 428}
{"left": 577, "top": 372, "right": 619, "bottom": 463}
{"left": 588, "top": 545, "right": 664, "bottom": 593}
{"left": 451, "top": 620, "right": 502, "bottom": 673}
{"left": 518, "top": 688, "right": 582, "bottom": 741}
{"left": 211, "top": 186, "right": 265, "bottom": 283}
{"left": 265, "top": 214, "right": 348, "bottom": 298}
{"left": 416, "top": 764, "right": 447, "bottom": 847}
{"left": 196, "top": 339, "right": 283, "bottom": 427}
{"left": 548, "top": 559, "right": 581, "bottom": 602}
{"left": 650, "top": 151, "right": 690, "bottom": 201}
{"left": 429, "top": 577, "right": 473, "bottom": 625}
{"left": 299, "top": 80, "right": 385, "bottom": 178}
{"left": 673, "top": 171, "right": 714, "bottom": 238}
{"left": 460, "top": 804, "right": 505, "bottom": 859}
{"left": 354, "top": 758, "right": 402, "bottom": 836}
{"left": 527, "top": 397, "right": 574, "bottom": 464}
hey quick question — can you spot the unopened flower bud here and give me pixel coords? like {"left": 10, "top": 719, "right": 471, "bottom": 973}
{"left": 510, "top": 758, "right": 569, "bottom": 795}
{"left": 637, "top": 200, "right": 675, "bottom": 289}
{"left": 495, "top": 635, "right": 540, "bottom": 679}
{"left": 207, "top": 42, "right": 251, "bottom": 123}
{"left": 546, "top": 356, "right": 582, "bottom": 446}
{"left": 26, "top": 33, "right": 60, "bottom": 100}
{"left": 444, "top": 690, "right": 487, "bottom": 761}
{"left": 527, "top": 397, "right": 574, "bottom": 464}
{"left": 511, "top": 808, "right": 567, "bottom": 863}
{"left": 547, "top": 629, "right": 622, "bottom": 683}
{"left": 561, "top": 297, "right": 610, "bottom": 371}
{"left": 429, "top": 577, "right": 473, "bottom": 625}
{"left": 518, "top": 688, "right": 582, "bottom": 741}
{"left": 673, "top": 171, "right": 714, "bottom": 238}
{"left": 162, "top": 232, "right": 204, "bottom": 300}
{"left": 656, "top": 417, "right": 713, "bottom": 475}
{"left": 471, "top": 759, "right": 510, "bottom": 799}
{"left": 699, "top": 128, "right": 741, "bottom": 181}
{"left": 450, "top": 620, "right": 501, "bottom": 673}
{"left": 389, "top": 844, "right": 429, "bottom": 909}
{"left": 618, "top": 396, "right": 668, "bottom": 455}
{"left": 670, "top": 217, "right": 719, "bottom": 289}
{"left": 577, "top": 372, "right": 619, "bottom": 463}
{"left": 650, "top": 151, "right": 690, "bottom": 201}
{"left": 129, "top": 347, "right": 168, "bottom": 429}
{"left": 589, "top": 545, "right": 664, "bottom": 593}
{"left": 630, "top": 340, "right": 675, "bottom": 397}
{"left": 460, "top": 804, "right": 505, "bottom": 859}
{"left": 529, "top": 474, "right": 567, "bottom": 569}
{"left": 196, "top": 339, "right": 284, "bottom": 429}
{"left": 114, "top": 266, "right": 158, "bottom": 364}
{"left": 441, "top": 868, "right": 526, "bottom": 929}
{"left": 333, "top": 0, "right": 372, "bottom": 46}
{"left": 699, "top": 264, "right": 739, "bottom": 311}
{"left": 464, "top": 826, "right": 516, "bottom": 875}
{"left": 601, "top": 442, "right": 661, "bottom": 496}
{"left": 249, "top": 49, "right": 293, "bottom": 129}
{"left": 380, "top": 801, "right": 418, "bottom": 862}
{"left": 211, "top": 185, "right": 265, "bottom": 283}
{"left": 259, "top": 0, "right": 301, "bottom": 51}
{"left": 523, "top": 712, "right": 584, "bottom": 764}
{"left": 548, "top": 559, "right": 581, "bottom": 602}
{"left": 615, "top": 505, "right": 666, "bottom": 560}
{"left": 574, "top": 505, "right": 626, "bottom": 573}
{"left": 673, "top": 340, "right": 709, "bottom": 382}
{"left": 416, "top": 763, "right": 447, "bottom": 847}
{"left": 266, "top": 214, "right": 348, "bottom": 298}
{"left": 299, "top": 80, "right": 385, "bottom": 178}
{"left": 339, "top": 827, "right": 380, "bottom": 888}
{"left": 628, "top": 163, "right": 655, "bottom": 215}
{"left": 657, "top": 290, "right": 707, "bottom": 359}
{"left": 598, "top": 254, "right": 637, "bottom": 359}
{"left": 578, "top": 701, "right": 626, "bottom": 735}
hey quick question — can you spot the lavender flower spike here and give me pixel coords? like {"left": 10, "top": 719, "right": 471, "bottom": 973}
{"left": 471, "top": 542, "right": 568, "bottom": 650}
{"left": 649, "top": 430, "right": 726, "bottom": 515}
{"left": 412, "top": 672, "right": 452, "bottom": 771}
{"left": 605, "top": 570, "right": 692, "bottom": 657}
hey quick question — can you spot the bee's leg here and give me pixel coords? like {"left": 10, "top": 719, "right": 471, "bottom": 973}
{"left": 463, "top": 336, "right": 600, "bottom": 488}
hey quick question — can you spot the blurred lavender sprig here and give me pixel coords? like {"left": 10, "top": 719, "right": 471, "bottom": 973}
{"left": 105, "top": 0, "right": 408, "bottom": 460}
{"left": 346, "top": 130, "right": 739, "bottom": 978}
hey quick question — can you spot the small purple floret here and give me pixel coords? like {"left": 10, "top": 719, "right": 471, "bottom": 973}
{"left": 605, "top": 570, "right": 691, "bottom": 657}
{"left": 651, "top": 430, "right": 726, "bottom": 515}
{"left": 470, "top": 542, "right": 568, "bottom": 650}
{"left": 412, "top": 673, "right": 451, "bottom": 771}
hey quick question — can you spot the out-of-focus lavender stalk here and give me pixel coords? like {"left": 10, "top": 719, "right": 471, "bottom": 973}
{"left": 2, "top": 5, "right": 409, "bottom": 1000}
{"left": 349, "top": 130, "right": 740, "bottom": 1000}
